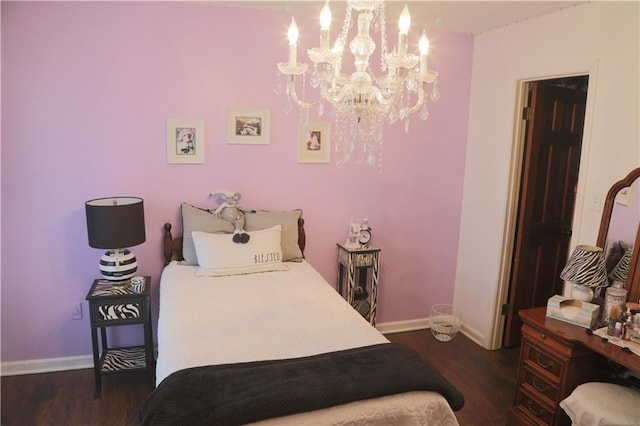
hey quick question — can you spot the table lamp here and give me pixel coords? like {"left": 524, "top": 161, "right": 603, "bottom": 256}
{"left": 610, "top": 247, "right": 633, "bottom": 285}
{"left": 85, "top": 197, "right": 146, "bottom": 282}
{"left": 559, "top": 245, "right": 608, "bottom": 302}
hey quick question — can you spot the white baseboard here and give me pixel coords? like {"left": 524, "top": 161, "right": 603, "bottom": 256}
{"left": 379, "top": 318, "right": 486, "bottom": 349}
{"left": 1, "top": 354, "right": 93, "bottom": 377}
{"left": 2, "top": 321, "right": 485, "bottom": 376}
{"left": 459, "top": 323, "right": 486, "bottom": 348}
{"left": 377, "top": 318, "right": 431, "bottom": 334}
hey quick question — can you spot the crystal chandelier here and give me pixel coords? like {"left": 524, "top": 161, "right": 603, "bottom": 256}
{"left": 274, "top": 0, "right": 439, "bottom": 166}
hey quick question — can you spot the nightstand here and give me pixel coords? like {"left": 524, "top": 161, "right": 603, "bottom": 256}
{"left": 336, "top": 243, "right": 380, "bottom": 326}
{"left": 85, "top": 277, "right": 154, "bottom": 397}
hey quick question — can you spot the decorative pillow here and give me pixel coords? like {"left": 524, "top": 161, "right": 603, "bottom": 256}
{"left": 191, "top": 225, "right": 289, "bottom": 277}
{"left": 242, "top": 209, "right": 303, "bottom": 262}
{"left": 181, "top": 202, "right": 245, "bottom": 266}
{"left": 559, "top": 382, "right": 640, "bottom": 426}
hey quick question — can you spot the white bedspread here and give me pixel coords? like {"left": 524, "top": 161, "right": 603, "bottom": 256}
{"left": 156, "top": 260, "right": 459, "bottom": 425}
{"left": 156, "top": 260, "right": 388, "bottom": 384}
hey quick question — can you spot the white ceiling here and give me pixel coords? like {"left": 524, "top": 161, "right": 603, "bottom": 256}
{"left": 216, "top": 1, "right": 589, "bottom": 35}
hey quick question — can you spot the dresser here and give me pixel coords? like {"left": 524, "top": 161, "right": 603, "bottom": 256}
{"left": 507, "top": 307, "right": 640, "bottom": 426}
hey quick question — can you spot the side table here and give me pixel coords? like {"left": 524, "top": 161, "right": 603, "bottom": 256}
{"left": 85, "top": 276, "right": 154, "bottom": 397}
{"left": 336, "top": 243, "right": 381, "bottom": 326}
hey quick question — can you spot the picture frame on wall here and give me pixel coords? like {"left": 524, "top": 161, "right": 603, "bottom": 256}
{"left": 166, "top": 119, "right": 205, "bottom": 164}
{"left": 298, "top": 122, "right": 331, "bottom": 163}
{"left": 615, "top": 186, "right": 633, "bottom": 206}
{"left": 227, "top": 109, "right": 270, "bottom": 145}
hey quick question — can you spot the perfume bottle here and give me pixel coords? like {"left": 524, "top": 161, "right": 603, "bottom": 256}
{"left": 614, "top": 321, "right": 622, "bottom": 339}
{"left": 622, "top": 308, "right": 633, "bottom": 341}
{"left": 607, "top": 304, "right": 623, "bottom": 336}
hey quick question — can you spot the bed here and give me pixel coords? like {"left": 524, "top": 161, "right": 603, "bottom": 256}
{"left": 139, "top": 203, "right": 463, "bottom": 425}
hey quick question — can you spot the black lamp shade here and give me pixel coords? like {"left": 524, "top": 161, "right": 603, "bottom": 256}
{"left": 85, "top": 197, "right": 146, "bottom": 249}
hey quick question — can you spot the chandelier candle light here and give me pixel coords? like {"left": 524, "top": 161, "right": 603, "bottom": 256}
{"left": 275, "top": 0, "right": 439, "bottom": 167}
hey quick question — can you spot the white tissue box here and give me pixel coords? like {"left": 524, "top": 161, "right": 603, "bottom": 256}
{"left": 546, "top": 295, "right": 600, "bottom": 329}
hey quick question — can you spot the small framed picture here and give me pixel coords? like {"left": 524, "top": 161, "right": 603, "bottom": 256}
{"left": 615, "top": 186, "right": 633, "bottom": 206}
{"left": 298, "top": 122, "right": 330, "bottom": 163}
{"left": 166, "top": 119, "right": 205, "bottom": 164}
{"left": 227, "top": 109, "right": 270, "bottom": 144}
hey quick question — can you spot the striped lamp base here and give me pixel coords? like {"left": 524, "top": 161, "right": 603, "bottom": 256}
{"left": 99, "top": 249, "right": 138, "bottom": 281}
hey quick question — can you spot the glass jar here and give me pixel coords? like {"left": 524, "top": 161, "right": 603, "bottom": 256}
{"left": 602, "top": 283, "right": 628, "bottom": 324}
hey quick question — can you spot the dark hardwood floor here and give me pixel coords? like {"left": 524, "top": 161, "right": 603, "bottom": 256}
{"left": 386, "top": 331, "right": 520, "bottom": 425}
{"left": 1, "top": 330, "right": 519, "bottom": 425}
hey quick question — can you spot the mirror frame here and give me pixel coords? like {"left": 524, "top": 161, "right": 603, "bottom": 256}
{"left": 597, "top": 167, "right": 640, "bottom": 303}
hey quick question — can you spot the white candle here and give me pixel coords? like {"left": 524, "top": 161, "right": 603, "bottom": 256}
{"left": 397, "top": 5, "right": 411, "bottom": 57}
{"left": 320, "top": 3, "right": 332, "bottom": 52}
{"left": 288, "top": 17, "right": 299, "bottom": 66}
{"left": 419, "top": 30, "right": 429, "bottom": 73}
{"left": 333, "top": 39, "right": 343, "bottom": 77}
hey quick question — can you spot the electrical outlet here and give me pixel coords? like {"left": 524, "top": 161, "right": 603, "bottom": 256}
{"left": 71, "top": 303, "right": 83, "bottom": 320}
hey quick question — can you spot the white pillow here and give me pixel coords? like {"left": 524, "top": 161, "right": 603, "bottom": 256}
{"left": 560, "top": 382, "right": 640, "bottom": 426}
{"left": 191, "top": 225, "right": 289, "bottom": 277}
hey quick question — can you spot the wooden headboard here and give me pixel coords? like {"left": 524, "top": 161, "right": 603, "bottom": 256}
{"left": 162, "top": 218, "right": 306, "bottom": 266}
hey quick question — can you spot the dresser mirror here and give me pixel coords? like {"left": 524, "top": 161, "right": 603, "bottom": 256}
{"left": 596, "top": 167, "right": 640, "bottom": 303}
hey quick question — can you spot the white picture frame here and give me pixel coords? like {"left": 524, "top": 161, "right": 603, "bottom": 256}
{"left": 615, "top": 186, "right": 633, "bottom": 206}
{"left": 227, "top": 109, "right": 270, "bottom": 145}
{"left": 166, "top": 119, "right": 205, "bottom": 164}
{"left": 298, "top": 122, "right": 331, "bottom": 163}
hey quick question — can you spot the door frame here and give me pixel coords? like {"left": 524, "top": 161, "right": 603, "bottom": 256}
{"left": 488, "top": 61, "right": 600, "bottom": 349}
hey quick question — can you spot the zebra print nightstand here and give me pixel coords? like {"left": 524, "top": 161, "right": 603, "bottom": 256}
{"left": 85, "top": 276, "right": 154, "bottom": 398}
{"left": 336, "top": 243, "right": 380, "bottom": 326}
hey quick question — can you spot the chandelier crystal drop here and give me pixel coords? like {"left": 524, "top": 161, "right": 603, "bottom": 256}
{"left": 276, "top": 0, "right": 439, "bottom": 167}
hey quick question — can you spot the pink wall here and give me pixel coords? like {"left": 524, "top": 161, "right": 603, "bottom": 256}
{"left": 1, "top": 2, "right": 473, "bottom": 362}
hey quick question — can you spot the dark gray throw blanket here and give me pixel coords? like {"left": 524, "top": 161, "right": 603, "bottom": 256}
{"left": 139, "top": 343, "right": 464, "bottom": 426}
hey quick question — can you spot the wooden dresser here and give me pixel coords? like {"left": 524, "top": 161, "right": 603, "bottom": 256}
{"left": 507, "top": 307, "right": 640, "bottom": 426}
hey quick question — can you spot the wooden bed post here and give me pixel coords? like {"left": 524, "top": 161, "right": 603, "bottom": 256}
{"left": 163, "top": 223, "right": 174, "bottom": 266}
{"left": 297, "top": 218, "right": 306, "bottom": 257}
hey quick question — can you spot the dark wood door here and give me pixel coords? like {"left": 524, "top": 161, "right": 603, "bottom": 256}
{"left": 503, "top": 79, "right": 587, "bottom": 347}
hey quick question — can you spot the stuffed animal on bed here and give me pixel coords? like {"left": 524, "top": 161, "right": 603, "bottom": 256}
{"left": 210, "top": 189, "right": 250, "bottom": 244}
